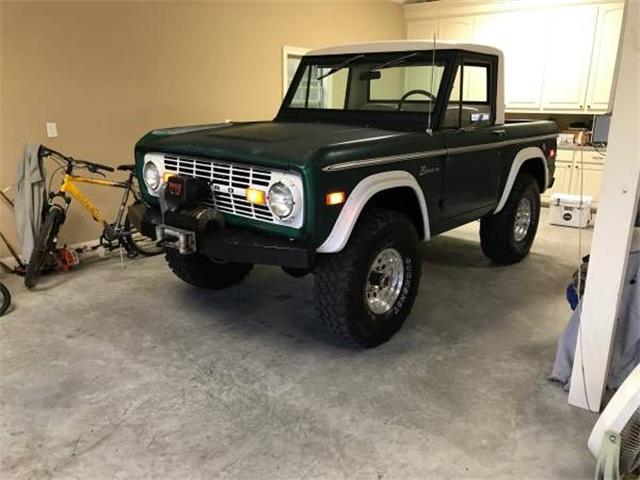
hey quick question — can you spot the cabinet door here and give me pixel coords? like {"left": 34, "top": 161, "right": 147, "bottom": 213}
{"left": 438, "top": 16, "right": 474, "bottom": 42}
{"left": 548, "top": 160, "right": 575, "bottom": 197}
{"left": 407, "top": 20, "right": 438, "bottom": 40}
{"left": 573, "top": 162, "right": 604, "bottom": 203}
{"left": 476, "top": 10, "right": 550, "bottom": 110}
{"left": 542, "top": 5, "right": 598, "bottom": 111}
{"left": 585, "top": 4, "right": 624, "bottom": 112}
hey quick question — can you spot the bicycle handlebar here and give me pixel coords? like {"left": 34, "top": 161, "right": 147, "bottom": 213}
{"left": 77, "top": 160, "right": 115, "bottom": 173}
{"left": 39, "top": 145, "right": 115, "bottom": 173}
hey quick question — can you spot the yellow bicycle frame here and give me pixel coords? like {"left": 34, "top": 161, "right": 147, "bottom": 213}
{"left": 60, "top": 174, "right": 124, "bottom": 224}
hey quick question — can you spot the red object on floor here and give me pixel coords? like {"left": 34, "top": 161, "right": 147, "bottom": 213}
{"left": 57, "top": 248, "right": 79, "bottom": 272}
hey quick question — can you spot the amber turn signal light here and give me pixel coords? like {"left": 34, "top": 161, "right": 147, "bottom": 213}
{"left": 246, "top": 188, "right": 267, "bottom": 205}
{"left": 325, "top": 191, "right": 346, "bottom": 206}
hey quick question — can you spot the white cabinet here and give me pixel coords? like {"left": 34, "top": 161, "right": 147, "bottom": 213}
{"left": 541, "top": 5, "right": 598, "bottom": 111}
{"left": 438, "top": 16, "right": 474, "bottom": 42}
{"left": 586, "top": 3, "right": 624, "bottom": 111}
{"left": 573, "top": 151, "right": 606, "bottom": 203}
{"left": 543, "top": 149, "right": 606, "bottom": 205}
{"left": 545, "top": 149, "right": 575, "bottom": 201}
{"left": 405, "top": 1, "right": 624, "bottom": 113}
{"left": 406, "top": 20, "right": 437, "bottom": 40}
{"left": 495, "top": 11, "right": 550, "bottom": 110}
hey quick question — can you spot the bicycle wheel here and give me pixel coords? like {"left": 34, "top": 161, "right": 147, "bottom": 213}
{"left": 123, "top": 215, "right": 162, "bottom": 257}
{"left": 25, "top": 206, "right": 65, "bottom": 289}
{"left": 0, "top": 282, "right": 10, "bottom": 316}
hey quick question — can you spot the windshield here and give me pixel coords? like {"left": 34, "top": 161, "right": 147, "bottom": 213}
{"left": 285, "top": 54, "right": 447, "bottom": 113}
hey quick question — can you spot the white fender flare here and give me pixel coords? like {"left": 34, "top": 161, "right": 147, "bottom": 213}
{"left": 494, "top": 146, "right": 549, "bottom": 214}
{"left": 316, "top": 171, "right": 430, "bottom": 253}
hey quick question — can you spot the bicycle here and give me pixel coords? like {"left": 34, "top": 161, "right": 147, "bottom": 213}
{"left": 24, "top": 146, "right": 161, "bottom": 289}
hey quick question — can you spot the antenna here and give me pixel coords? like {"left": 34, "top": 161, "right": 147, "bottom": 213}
{"left": 426, "top": 32, "right": 436, "bottom": 135}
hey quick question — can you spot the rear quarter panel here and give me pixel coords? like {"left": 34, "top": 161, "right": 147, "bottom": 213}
{"left": 500, "top": 120, "right": 558, "bottom": 194}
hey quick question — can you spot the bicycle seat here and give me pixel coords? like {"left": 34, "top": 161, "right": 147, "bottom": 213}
{"left": 117, "top": 164, "right": 135, "bottom": 171}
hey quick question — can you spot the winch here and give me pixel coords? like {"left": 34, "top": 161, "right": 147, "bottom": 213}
{"left": 156, "top": 175, "right": 225, "bottom": 254}
{"left": 159, "top": 175, "right": 225, "bottom": 233}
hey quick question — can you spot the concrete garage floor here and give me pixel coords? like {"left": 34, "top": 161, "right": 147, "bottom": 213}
{"left": 1, "top": 209, "right": 597, "bottom": 479}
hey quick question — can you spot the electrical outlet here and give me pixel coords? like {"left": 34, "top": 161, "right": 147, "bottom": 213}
{"left": 46, "top": 122, "right": 58, "bottom": 138}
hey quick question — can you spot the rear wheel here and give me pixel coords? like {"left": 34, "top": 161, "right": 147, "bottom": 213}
{"left": 123, "top": 215, "right": 162, "bottom": 257}
{"left": 25, "top": 206, "right": 65, "bottom": 289}
{"left": 480, "top": 172, "right": 541, "bottom": 265}
{"left": 165, "top": 249, "right": 253, "bottom": 289}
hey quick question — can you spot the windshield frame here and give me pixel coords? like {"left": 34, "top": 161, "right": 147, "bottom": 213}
{"left": 276, "top": 50, "right": 458, "bottom": 131}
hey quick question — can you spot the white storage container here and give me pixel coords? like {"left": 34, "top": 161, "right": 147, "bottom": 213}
{"left": 549, "top": 193, "right": 593, "bottom": 228}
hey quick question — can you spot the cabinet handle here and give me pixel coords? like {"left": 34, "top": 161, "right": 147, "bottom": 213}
{"left": 579, "top": 105, "right": 583, "bottom": 109}
{"left": 587, "top": 105, "right": 591, "bottom": 109}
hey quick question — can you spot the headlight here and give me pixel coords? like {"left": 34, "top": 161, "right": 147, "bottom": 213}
{"left": 143, "top": 162, "right": 161, "bottom": 191}
{"left": 268, "top": 182, "right": 295, "bottom": 219}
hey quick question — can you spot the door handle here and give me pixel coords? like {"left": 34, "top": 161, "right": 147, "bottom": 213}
{"left": 492, "top": 129, "right": 506, "bottom": 136}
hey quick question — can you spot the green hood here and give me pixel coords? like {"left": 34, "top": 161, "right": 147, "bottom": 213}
{"left": 135, "top": 120, "right": 410, "bottom": 171}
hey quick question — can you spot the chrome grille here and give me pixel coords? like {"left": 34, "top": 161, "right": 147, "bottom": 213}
{"left": 162, "top": 155, "right": 274, "bottom": 222}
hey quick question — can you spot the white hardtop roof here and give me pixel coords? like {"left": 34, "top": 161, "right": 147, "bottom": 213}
{"left": 307, "top": 40, "right": 502, "bottom": 58}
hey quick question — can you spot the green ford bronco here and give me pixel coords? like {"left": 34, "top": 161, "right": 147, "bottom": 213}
{"left": 129, "top": 41, "right": 557, "bottom": 348}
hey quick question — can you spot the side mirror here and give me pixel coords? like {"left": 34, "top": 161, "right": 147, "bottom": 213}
{"left": 458, "top": 112, "right": 491, "bottom": 133}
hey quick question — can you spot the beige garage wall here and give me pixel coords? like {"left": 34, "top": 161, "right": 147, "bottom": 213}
{"left": 0, "top": 0, "right": 403, "bottom": 258}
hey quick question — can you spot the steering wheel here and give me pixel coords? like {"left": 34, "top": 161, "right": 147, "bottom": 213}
{"left": 397, "top": 89, "right": 436, "bottom": 111}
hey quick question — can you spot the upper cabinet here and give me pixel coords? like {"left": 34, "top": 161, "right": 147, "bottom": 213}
{"left": 541, "top": 5, "right": 597, "bottom": 111}
{"left": 474, "top": 11, "right": 550, "bottom": 110}
{"left": 406, "top": 20, "right": 437, "bottom": 41}
{"left": 405, "top": 1, "right": 624, "bottom": 114}
{"left": 438, "top": 16, "right": 474, "bottom": 42}
{"left": 585, "top": 3, "right": 624, "bottom": 111}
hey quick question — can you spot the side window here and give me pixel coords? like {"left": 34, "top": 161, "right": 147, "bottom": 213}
{"left": 441, "top": 62, "right": 492, "bottom": 129}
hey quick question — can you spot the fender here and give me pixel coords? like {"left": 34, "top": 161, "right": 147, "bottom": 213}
{"left": 494, "top": 146, "right": 548, "bottom": 214}
{"left": 316, "top": 170, "right": 430, "bottom": 253}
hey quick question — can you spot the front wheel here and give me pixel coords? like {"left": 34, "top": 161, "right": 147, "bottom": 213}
{"left": 165, "top": 249, "right": 253, "bottom": 289}
{"left": 25, "top": 206, "right": 65, "bottom": 289}
{"left": 314, "top": 209, "right": 422, "bottom": 348}
{"left": 480, "top": 172, "right": 541, "bottom": 265}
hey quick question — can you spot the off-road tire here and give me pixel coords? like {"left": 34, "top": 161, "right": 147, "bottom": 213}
{"left": 480, "top": 172, "right": 541, "bottom": 265}
{"left": 0, "top": 282, "right": 11, "bottom": 316}
{"left": 25, "top": 206, "right": 65, "bottom": 289}
{"left": 314, "top": 208, "right": 422, "bottom": 348}
{"left": 165, "top": 249, "right": 253, "bottom": 289}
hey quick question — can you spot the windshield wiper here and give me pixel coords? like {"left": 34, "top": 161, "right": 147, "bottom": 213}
{"left": 369, "top": 52, "right": 419, "bottom": 71}
{"left": 317, "top": 54, "right": 365, "bottom": 81}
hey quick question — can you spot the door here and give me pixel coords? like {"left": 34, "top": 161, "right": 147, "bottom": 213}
{"left": 438, "top": 16, "right": 473, "bottom": 42}
{"left": 585, "top": 4, "right": 624, "bottom": 112}
{"left": 407, "top": 20, "right": 437, "bottom": 40}
{"left": 475, "top": 10, "right": 551, "bottom": 111}
{"left": 545, "top": 149, "right": 574, "bottom": 200}
{"left": 441, "top": 58, "right": 502, "bottom": 221}
{"left": 571, "top": 152, "right": 605, "bottom": 203}
{"left": 541, "top": 5, "right": 598, "bottom": 111}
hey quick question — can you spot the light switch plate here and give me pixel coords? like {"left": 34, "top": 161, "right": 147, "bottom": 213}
{"left": 46, "top": 122, "right": 58, "bottom": 138}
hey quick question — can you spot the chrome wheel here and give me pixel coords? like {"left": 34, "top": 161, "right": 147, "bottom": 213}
{"left": 365, "top": 248, "right": 405, "bottom": 315}
{"left": 513, "top": 198, "right": 532, "bottom": 242}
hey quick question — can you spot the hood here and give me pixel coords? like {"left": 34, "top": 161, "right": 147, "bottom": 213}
{"left": 136, "top": 121, "right": 410, "bottom": 170}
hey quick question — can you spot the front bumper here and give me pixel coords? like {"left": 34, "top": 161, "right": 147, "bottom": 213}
{"left": 128, "top": 202, "right": 315, "bottom": 269}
